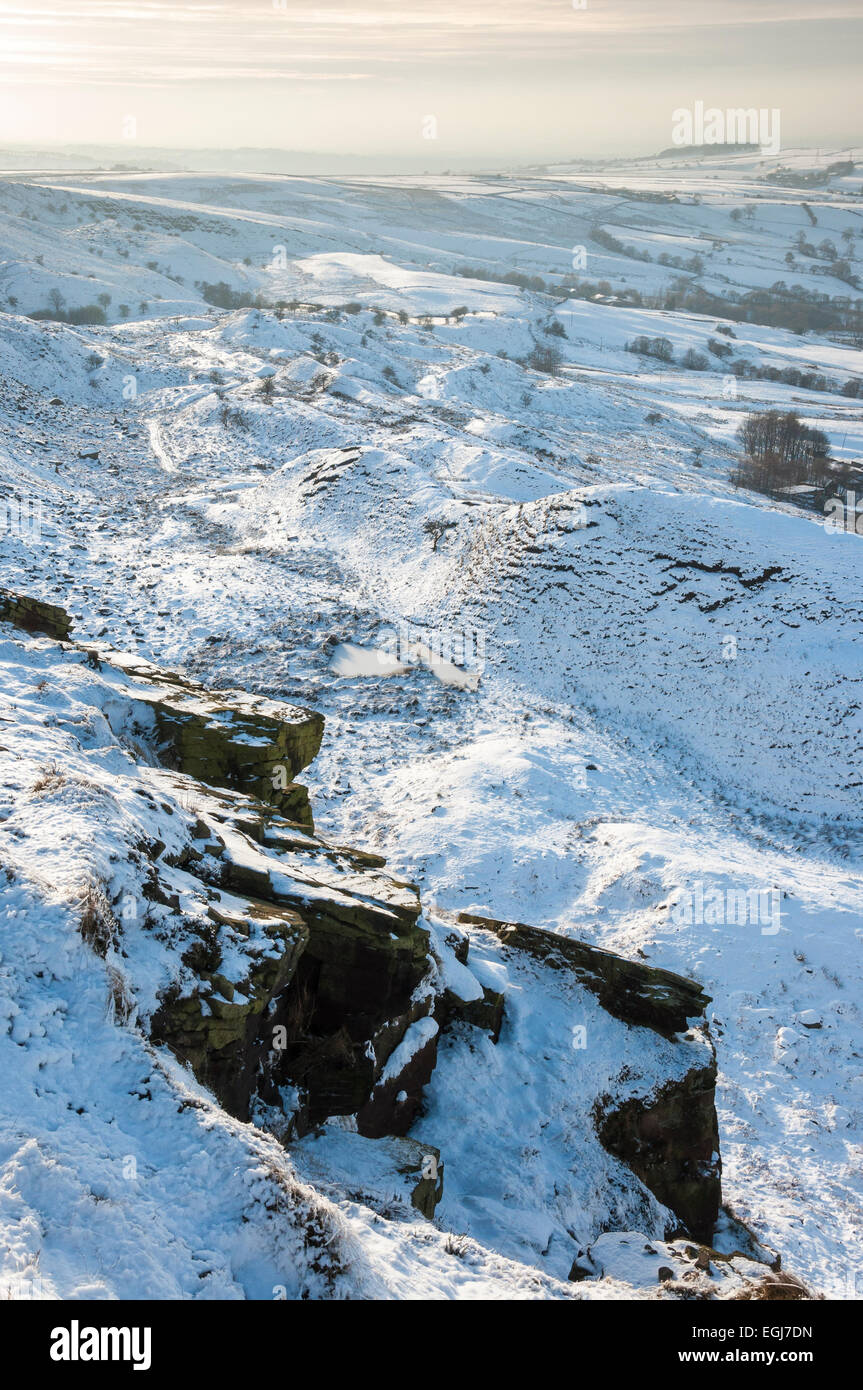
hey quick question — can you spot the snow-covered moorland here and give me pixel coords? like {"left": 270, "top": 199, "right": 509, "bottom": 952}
{"left": 1, "top": 148, "right": 862, "bottom": 1301}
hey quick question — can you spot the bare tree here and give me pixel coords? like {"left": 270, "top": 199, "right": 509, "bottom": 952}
{"left": 424, "top": 519, "right": 456, "bottom": 552}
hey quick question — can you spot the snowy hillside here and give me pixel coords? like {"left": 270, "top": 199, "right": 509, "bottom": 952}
{"left": 1, "top": 153, "right": 861, "bottom": 1302}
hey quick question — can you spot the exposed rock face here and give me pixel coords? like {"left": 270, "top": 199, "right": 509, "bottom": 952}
{"left": 0, "top": 588, "right": 72, "bottom": 640}
{"left": 356, "top": 1016, "right": 440, "bottom": 1138}
{"left": 460, "top": 911, "right": 721, "bottom": 1241}
{"left": 145, "top": 780, "right": 433, "bottom": 1133}
{"left": 149, "top": 901, "right": 310, "bottom": 1118}
{"left": 596, "top": 1064, "right": 721, "bottom": 1244}
{"left": 85, "top": 646, "right": 324, "bottom": 824}
{"left": 439, "top": 984, "right": 505, "bottom": 1044}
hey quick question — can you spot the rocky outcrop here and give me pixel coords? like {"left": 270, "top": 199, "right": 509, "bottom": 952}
{"left": 460, "top": 910, "right": 721, "bottom": 1241}
{"left": 0, "top": 588, "right": 72, "bottom": 640}
{"left": 458, "top": 912, "right": 710, "bottom": 1037}
{"left": 145, "top": 780, "right": 434, "bottom": 1133}
{"left": 0, "top": 590, "right": 323, "bottom": 823}
{"left": 149, "top": 900, "right": 310, "bottom": 1117}
{"left": 2, "top": 588, "right": 727, "bottom": 1244}
{"left": 595, "top": 1063, "right": 721, "bottom": 1244}
{"left": 149, "top": 814, "right": 721, "bottom": 1236}
{"left": 86, "top": 646, "right": 324, "bottom": 824}
{"left": 0, "top": 590, "right": 433, "bottom": 1138}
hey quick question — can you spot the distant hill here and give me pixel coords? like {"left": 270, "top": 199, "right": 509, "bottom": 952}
{"left": 654, "top": 141, "right": 762, "bottom": 158}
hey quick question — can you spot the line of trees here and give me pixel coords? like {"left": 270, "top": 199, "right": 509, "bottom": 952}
{"left": 732, "top": 409, "right": 832, "bottom": 494}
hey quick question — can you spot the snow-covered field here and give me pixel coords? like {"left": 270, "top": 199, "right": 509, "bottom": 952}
{"left": 1, "top": 149, "right": 862, "bottom": 1300}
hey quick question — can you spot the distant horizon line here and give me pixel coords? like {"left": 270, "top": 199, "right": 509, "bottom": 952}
{"left": 0, "top": 139, "right": 859, "bottom": 172}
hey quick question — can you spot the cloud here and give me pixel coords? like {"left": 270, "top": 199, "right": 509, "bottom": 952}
{"left": 0, "top": 0, "right": 859, "bottom": 154}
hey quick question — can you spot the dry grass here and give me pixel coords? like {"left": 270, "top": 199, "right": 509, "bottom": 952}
{"left": 30, "top": 761, "right": 67, "bottom": 795}
{"left": 106, "top": 963, "right": 135, "bottom": 1025}
{"left": 78, "top": 880, "right": 119, "bottom": 958}
{"left": 729, "top": 1271, "right": 819, "bottom": 1301}
{"left": 31, "top": 762, "right": 103, "bottom": 800}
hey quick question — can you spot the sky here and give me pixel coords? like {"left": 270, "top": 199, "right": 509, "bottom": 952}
{"left": 0, "top": 0, "right": 859, "bottom": 164}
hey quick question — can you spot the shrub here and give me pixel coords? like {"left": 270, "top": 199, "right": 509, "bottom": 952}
{"left": 626, "top": 335, "right": 674, "bottom": 363}
{"left": 526, "top": 343, "right": 564, "bottom": 374}
{"left": 219, "top": 403, "right": 249, "bottom": 431}
{"left": 79, "top": 881, "right": 119, "bottom": 958}
{"left": 201, "top": 281, "right": 247, "bottom": 309}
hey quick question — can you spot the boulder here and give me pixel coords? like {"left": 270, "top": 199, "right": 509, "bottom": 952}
{"left": 356, "top": 1016, "right": 440, "bottom": 1138}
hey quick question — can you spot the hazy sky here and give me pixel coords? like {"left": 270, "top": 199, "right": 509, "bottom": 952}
{"left": 0, "top": 0, "right": 859, "bottom": 162}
